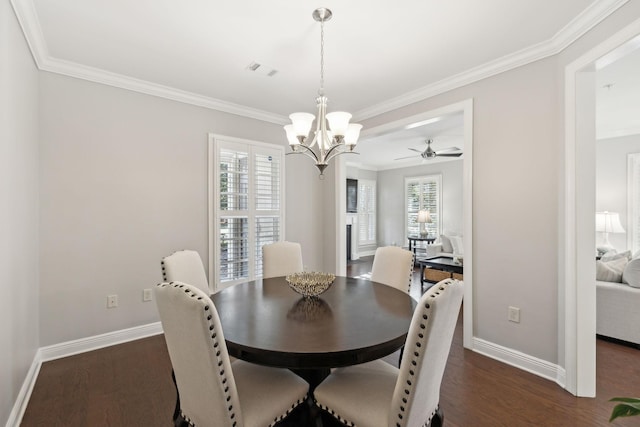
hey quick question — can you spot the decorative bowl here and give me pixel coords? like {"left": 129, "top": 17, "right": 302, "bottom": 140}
{"left": 286, "top": 272, "right": 335, "bottom": 297}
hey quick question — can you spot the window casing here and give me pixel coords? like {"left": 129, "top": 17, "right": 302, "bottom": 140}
{"left": 209, "top": 135, "right": 284, "bottom": 289}
{"left": 405, "top": 175, "right": 442, "bottom": 239}
{"left": 628, "top": 153, "right": 640, "bottom": 253}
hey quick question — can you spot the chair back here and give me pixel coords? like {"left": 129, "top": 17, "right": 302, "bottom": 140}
{"left": 161, "top": 250, "right": 209, "bottom": 293}
{"left": 155, "top": 282, "right": 243, "bottom": 427}
{"left": 389, "top": 279, "right": 463, "bottom": 427}
{"left": 370, "top": 246, "right": 415, "bottom": 293}
{"left": 262, "top": 241, "right": 303, "bottom": 279}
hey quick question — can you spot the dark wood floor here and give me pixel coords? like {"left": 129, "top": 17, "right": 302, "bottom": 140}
{"left": 22, "top": 257, "right": 640, "bottom": 426}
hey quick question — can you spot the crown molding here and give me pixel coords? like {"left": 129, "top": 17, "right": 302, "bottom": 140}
{"left": 10, "top": 0, "right": 48, "bottom": 67}
{"left": 354, "top": 0, "right": 629, "bottom": 121}
{"left": 40, "top": 57, "right": 288, "bottom": 125}
{"left": 11, "top": 0, "right": 627, "bottom": 125}
{"left": 9, "top": 0, "right": 288, "bottom": 126}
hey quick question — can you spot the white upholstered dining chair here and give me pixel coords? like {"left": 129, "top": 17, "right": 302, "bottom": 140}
{"left": 161, "top": 249, "right": 210, "bottom": 293}
{"left": 370, "top": 246, "right": 415, "bottom": 293}
{"left": 313, "top": 279, "right": 463, "bottom": 427}
{"left": 155, "top": 282, "right": 309, "bottom": 427}
{"left": 262, "top": 241, "right": 304, "bottom": 279}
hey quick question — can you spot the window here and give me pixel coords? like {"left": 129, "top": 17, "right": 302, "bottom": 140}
{"left": 358, "top": 179, "right": 376, "bottom": 246}
{"left": 628, "top": 153, "right": 640, "bottom": 253}
{"left": 405, "top": 175, "right": 442, "bottom": 238}
{"left": 209, "top": 135, "right": 284, "bottom": 289}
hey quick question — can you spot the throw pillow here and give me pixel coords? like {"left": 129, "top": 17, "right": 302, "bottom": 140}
{"left": 601, "top": 250, "right": 631, "bottom": 262}
{"left": 596, "top": 257, "right": 628, "bottom": 283}
{"left": 450, "top": 236, "right": 464, "bottom": 256}
{"left": 622, "top": 258, "right": 640, "bottom": 288}
{"left": 440, "top": 235, "right": 454, "bottom": 253}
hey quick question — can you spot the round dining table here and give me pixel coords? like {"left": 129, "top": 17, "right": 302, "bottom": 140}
{"left": 211, "top": 275, "right": 417, "bottom": 388}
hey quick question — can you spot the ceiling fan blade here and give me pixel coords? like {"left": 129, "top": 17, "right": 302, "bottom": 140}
{"left": 394, "top": 155, "right": 420, "bottom": 160}
{"left": 408, "top": 148, "right": 423, "bottom": 153}
{"left": 437, "top": 153, "right": 463, "bottom": 157}
{"left": 436, "top": 146, "right": 461, "bottom": 153}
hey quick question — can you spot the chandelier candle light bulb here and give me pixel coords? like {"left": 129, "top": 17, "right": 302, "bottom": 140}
{"left": 284, "top": 7, "right": 362, "bottom": 176}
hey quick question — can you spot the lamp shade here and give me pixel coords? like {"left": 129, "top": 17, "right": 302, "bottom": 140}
{"left": 326, "top": 111, "right": 352, "bottom": 136}
{"left": 284, "top": 125, "right": 300, "bottom": 146}
{"left": 595, "top": 211, "right": 625, "bottom": 233}
{"left": 344, "top": 123, "right": 362, "bottom": 147}
{"left": 417, "top": 210, "right": 432, "bottom": 224}
{"left": 289, "top": 112, "right": 315, "bottom": 137}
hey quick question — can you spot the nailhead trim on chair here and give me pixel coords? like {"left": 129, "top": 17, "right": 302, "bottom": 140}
{"left": 313, "top": 280, "right": 455, "bottom": 427}
{"left": 161, "top": 260, "right": 167, "bottom": 281}
{"left": 162, "top": 281, "right": 239, "bottom": 426}
{"left": 161, "top": 249, "right": 188, "bottom": 282}
{"left": 313, "top": 400, "right": 356, "bottom": 427}
{"left": 161, "top": 281, "right": 306, "bottom": 427}
{"left": 268, "top": 397, "right": 307, "bottom": 427}
{"left": 393, "top": 280, "right": 454, "bottom": 427}
{"left": 407, "top": 253, "right": 415, "bottom": 293}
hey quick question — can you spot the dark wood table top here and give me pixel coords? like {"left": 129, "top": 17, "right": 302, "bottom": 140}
{"left": 211, "top": 276, "right": 417, "bottom": 369}
{"left": 417, "top": 256, "right": 464, "bottom": 274}
{"left": 407, "top": 235, "right": 437, "bottom": 243}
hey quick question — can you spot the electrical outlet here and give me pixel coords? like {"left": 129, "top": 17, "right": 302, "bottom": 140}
{"left": 143, "top": 288, "right": 152, "bottom": 302}
{"left": 508, "top": 306, "right": 520, "bottom": 323}
{"left": 107, "top": 294, "right": 118, "bottom": 308}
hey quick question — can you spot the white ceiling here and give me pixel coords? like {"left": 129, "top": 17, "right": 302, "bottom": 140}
{"left": 12, "top": 0, "right": 635, "bottom": 168}
{"left": 349, "top": 112, "right": 465, "bottom": 170}
{"left": 596, "top": 35, "right": 640, "bottom": 139}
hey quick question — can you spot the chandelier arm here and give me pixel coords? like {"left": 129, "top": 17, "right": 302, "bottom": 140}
{"left": 325, "top": 148, "right": 359, "bottom": 164}
{"left": 322, "top": 143, "right": 344, "bottom": 161}
{"left": 286, "top": 145, "right": 320, "bottom": 162}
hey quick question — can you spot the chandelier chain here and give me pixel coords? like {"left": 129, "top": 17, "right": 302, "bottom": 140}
{"left": 319, "top": 18, "right": 324, "bottom": 95}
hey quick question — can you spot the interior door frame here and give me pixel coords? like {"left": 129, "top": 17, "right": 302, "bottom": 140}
{"left": 335, "top": 98, "right": 474, "bottom": 349}
{"left": 563, "top": 17, "right": 640, "bottom": 397}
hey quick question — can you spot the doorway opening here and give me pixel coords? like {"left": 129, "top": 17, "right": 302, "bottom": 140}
{"left": 335, "top": 99, "right": 474, "bottom": 349}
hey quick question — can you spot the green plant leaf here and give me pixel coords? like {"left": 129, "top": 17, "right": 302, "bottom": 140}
{"left": 609, "top": 397, "right": 640, "bottom": 422}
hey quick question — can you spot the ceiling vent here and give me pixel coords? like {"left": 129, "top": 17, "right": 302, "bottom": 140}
{"left": 246, "top": 62, "right": 278, "bottom": 77}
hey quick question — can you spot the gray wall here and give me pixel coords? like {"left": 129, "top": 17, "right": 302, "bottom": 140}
{"left": 376, "top": 160, "right": 463, "bottom": 248}
{"left": 362, "top": 58, "right": 560, "bottom": 363}
{"left": 596, "top": 134, "right": 640, "bottom": 251}
{"left": 38, "top": 72, "right": 324, "bottom": 346}
{"left": 356, "top": 0, "right": 640, "bottom": 366}
{"left": 0, "top": 2, "right": 40, "bottom": 424}
{"left": 5, "top": 0, "right": 640, "bottom": 417}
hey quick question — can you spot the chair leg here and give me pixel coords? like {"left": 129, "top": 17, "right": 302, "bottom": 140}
{"left": 429, "top": 406, "right": 444, "bottom": 427}
{"left": 172, "top": 370, "right": 182, "bottom": 426}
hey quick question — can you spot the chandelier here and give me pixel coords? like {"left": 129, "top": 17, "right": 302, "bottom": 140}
{"left": 284, "top": 8, "right": 362, "bottom": 176}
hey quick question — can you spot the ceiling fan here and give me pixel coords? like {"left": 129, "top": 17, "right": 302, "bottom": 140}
{"left": 395, "top": 139, "right": 462, "bottom": 161}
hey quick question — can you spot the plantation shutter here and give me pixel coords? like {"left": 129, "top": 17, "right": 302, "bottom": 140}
{"left": 254, "top": 151, "right": 281, "bottom": 277}
{"left": 358, "top": 179, "right": 376, "bottom": 245}
{"left": 406, "top": 175, "right": 442, "bottom": 238}
{"left": 628, "top": 154, "right": 640, "bottom": 253}
{"left": 212, "top": 136, "right": 284, "bottom": 289}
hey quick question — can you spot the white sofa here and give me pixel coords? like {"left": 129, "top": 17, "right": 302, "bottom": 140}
{"left": 596, "top": 254, "right": 640, "bottom": 346}
{"left": 597, "top": 281, "right": 640, "bottom": 345}
{"left": 424, "top": 233, "right": 463, "bottom": 258}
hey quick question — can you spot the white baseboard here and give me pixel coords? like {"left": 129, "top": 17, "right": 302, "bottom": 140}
{"left": 358, "top": 249, "right": 376, "bottom": 257}
{"left": 472, "top": 337, "right": 563, "bottom": 385}
{"left": 7, "top": 322, "right": 164, "bottom": 427}
{"left": 40, "top": 322, "right": 163, "bottom": 362}
{"left": 5, "top": 351, "right": 42, "bottom": 427}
